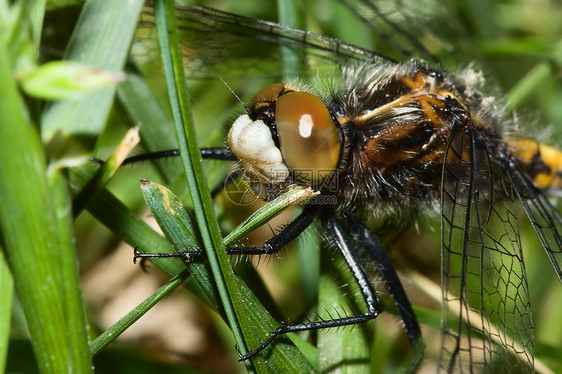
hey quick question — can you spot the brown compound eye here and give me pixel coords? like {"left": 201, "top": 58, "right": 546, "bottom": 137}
{"left": 275, "top": 91, "right": 341, "bottom": 185}
{"left": 248, "top": 83, "right": 286, "bottom": 111}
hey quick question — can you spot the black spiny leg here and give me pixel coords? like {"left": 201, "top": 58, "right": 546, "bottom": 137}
{"left": 227, "top": 204, "right": 317, "bottom": 255}
{"left": 238, "top": 215, "right": 382, "bottom": 361}
{"left": 200, "top": 147, "right": 237, "bottom": 161}
{"left": 352, "top": 221, "right": 423, "bottom": 365}
{"left": 91, "top": 147, "right": 236, "bottom": 165}
{"left": 134, "top": 204, "right": 317, "bottom": 263}
{"left": 93, "top": 146, "right": 240, "bottom": 201}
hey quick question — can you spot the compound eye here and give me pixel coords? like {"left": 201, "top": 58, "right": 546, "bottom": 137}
{"left": 248, "top": 83, "right": 285, "bottom": 111}
{"left": 276, "top": 92, "right": 341, "bottom": 185}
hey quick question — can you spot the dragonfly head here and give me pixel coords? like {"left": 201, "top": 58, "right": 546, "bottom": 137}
{"left": 228, "top": 83, "right": 342, "bottom": 199}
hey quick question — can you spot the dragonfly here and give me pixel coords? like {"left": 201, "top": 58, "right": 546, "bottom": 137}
{"left": 129, "top": 0, "right": 562, "bottom": 372}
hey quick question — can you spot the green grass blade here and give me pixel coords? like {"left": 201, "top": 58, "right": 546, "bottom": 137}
{"left": 89, "top": 269, "right": 190, "bottom": 356}
{"left": 223, "top": 187, "right": 317, "bottom": 245}
{"left": 41, "top": 0, "right": 145, "bottom": 158}
{"left": 505, "top": 42, "right": 562, "bottom": 109}
{"left": 116, "top": 73, "right": 180, "bottom": 183}
{"left": 141, "top": 180, "right": 220, "bottom": 302}
{"left": 48, "top": 170, "right": 92, "bottom": 373}
{"left": 140, "top": 180, "right": 317, "bottom": 372}
{"left": 28, "top": 0, "right": 46, "bottom": 47}
{"left": 0, "top": 248, "right": 13, "bottom": 373}
{"left": 72, "top": 128, "right": 140, "bottom": 216}
{"left": 68, "top": 166, "right": 219, "bottom": 309}
{"left": 277, "top": 0, "right": 305, "bottom": 79}
{"left": 0, "top": 38, "right": 90, "bottom": 373}
{"left": 317, "top": 256, "right": 371, "bottom": 373}
{"left": 153, "top": 0, "right": 254, "bottom": 369}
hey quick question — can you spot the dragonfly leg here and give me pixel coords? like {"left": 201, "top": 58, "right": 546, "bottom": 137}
{"left": 226, "top": 205, "right": 316, "bottom": 255}
{"left": 238, "top": 215, "right": 382, "bottom": 361}
{"left": 134, "top": 204, "right": 316, "bottom": 262}
{"left": 352, "top": 221, "right": 423, "bottom": 353}
{"left": 91, "top": 147, "right": 236, "bottom": 165}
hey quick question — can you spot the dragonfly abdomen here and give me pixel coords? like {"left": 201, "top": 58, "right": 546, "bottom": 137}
{"left": 508, "top": 137, "right": 562, "bottom": 193}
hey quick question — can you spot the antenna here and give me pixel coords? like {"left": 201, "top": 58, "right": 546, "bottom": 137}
{"left": 219, "top": 77, "right": 248, "bottom": 111}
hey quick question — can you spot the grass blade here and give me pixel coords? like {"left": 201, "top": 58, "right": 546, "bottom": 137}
{"left": 0, "top": 35, "right": 91, "bottom": 373}
{"left": 41, "top": 0, "right": 145, "bottom": 159}
{"left": 0, "top": 248, "right": 13, "bottom": 373}
{"left": 48, "top": 170, "right": 92, "bottom": 373}
{"left": 317, "top": 256, "right": 372, "bottom": 373}
{"left": 153, "top": 0, "right": 253, "bottom": 369}
{"left": 140, "top": 180, "right": 317, "bottom": 372}
{"left": 89, "top": 269, "right": 190, "bottom": 356}
{"left": 72, "top": 127, "right": 140, "bottom": 216}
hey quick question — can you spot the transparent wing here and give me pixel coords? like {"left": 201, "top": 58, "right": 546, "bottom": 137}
{"left": 508, "top": 158, "right": 562, "bottom": 284}
{"left": 340, "top": 0, "right": 448, "bottom": 62}
{"left": 339, "top": 0, "right": 478, "bottom": 66}
{"left": 132, "top": 1, "right": 479, "bottom": 84}
{"left": 440, "top": 119, "right": 534, "bottom": 372}
{"left": 135, "top": 3, "right": 395, "bottom": 81}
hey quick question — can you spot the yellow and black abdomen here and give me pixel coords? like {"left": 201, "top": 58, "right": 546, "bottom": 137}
{"left": 508, "top": 137, "right": 562, "bottom": 193}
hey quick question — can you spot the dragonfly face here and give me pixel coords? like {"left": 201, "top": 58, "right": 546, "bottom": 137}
{"left": 134, "top": 1, "right": 562, "bottom": 372}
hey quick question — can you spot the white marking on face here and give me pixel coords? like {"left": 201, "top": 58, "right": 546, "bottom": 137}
{"left": 228, "top": 114, "right": 289, "bottom": 184}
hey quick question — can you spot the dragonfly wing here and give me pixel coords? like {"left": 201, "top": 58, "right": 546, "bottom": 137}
{"left": 440, "top": 118, "right": 534, "bottom": 372}
{"left": 135, "top": 3, "right": 391, "bottom": 81}
{"left": 508, "top": 163, "right": 562, "bottom": 284}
